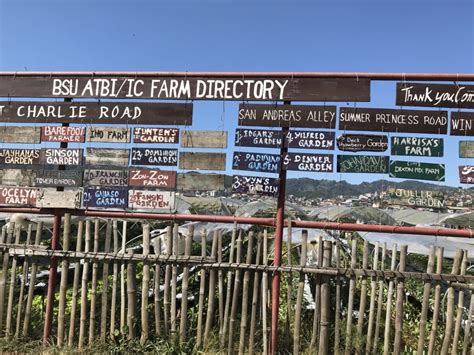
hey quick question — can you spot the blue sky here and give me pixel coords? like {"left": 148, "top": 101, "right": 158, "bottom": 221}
{"left": 0, "top": 0, "right": 473, "bottom": 187}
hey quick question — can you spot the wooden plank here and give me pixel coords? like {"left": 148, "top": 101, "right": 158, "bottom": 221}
{"left": 0, "top": 187, "right": 38, "bottom": 206}
{"left": 451, "top": 111, "right": 474, "bottom": 136}
{"left": 390, "top": 137, "right": 443, "bottom": 157}
{"left": 337, "top": 134, "right": 388, "bottom": 152}
{"left": 0, "top": 126, "right": 40, "bottom": 143}
{"left": 459, "top": 141, "right": 474, "bottom": 158}
{"left": 283, "top": 153, "right": 333, "bottom": 172}
{"left": 389, "top": 160, "right": 445, "bottom": 181}
{"left": 83, "top": 169, "right": 128, "bottom": 187}
{"left": 180, "top": 131, "right": 227, "bottom": 148}
{"left": 131, "top": 148, "right": 178, "bottom": 166}
{"left": 0, "top": 75, "right": 370, "bottom": 101}
{"left": 133, "top": 127, "right": 179, "bottom": 144}
{"left": 41, "top": 126, "right": 85, "bottom": 142}
{"left": 128, "top": 190, "right": 175, "bottom": 211}
{"left": 396, "top": 82, "right": 474, "bottom": 108}
{"left": 0, "top": 169, "right": 36, "bottom": 186}
{"left": 286, "top": 131, "right": 334, "bottom": 149}
{"left": 235, "top": 128, "right": 282, "bottom": 148}
{"left": 177, "top": 173, "right": 224, "bottom": 191}
{"left": 35, "top": 170, "right": 82, "bottom": 187}
{"left": 83, "top": 187, "right": 128, "bottom": 209}
{"left": 36, "top": 189, "right": 82, "bottom": 208}
{"left": 459, "top": 166, "right": 474, "bottom": 184}
{"left": 231, "top": 175, "right": 278, "bottom": 196}
{"left": 128, "top": 169, "right": 176, "bottom": 188}
{"left": 85, "top": 148, "right": 129, "bottom": 167}
{"left": 337, "top": 155, "right": 389, "bottom": 174}
{"left": 339, "top": 107, "right": 448, "bottom": 134}
{"left": 87, "top": 127, "right": 130, "bottom": 143}
{"left": 0, "top": 101, "right": 193, "bottom": 125}
{"left": 0, "top": 149, "right": 41, "bottom": 165}
{"left": 41, "top": 148, "right": 82, "bottom": 166}
{"left": 238, "top": 104, "right": 336, "bottom": 128}
{"left": 386, "top": 188, "right": 444, "bottom": 209}
{"left": 179, "top": 152, "right": 226, "bottom": 171}
{"left": 232, "top": 152, "right": 280, "bottom": 173}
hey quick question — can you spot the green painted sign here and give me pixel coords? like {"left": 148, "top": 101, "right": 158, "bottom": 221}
{"left": 459, "top": 141, "right": 474, "bottom": 158}
{"left": 336, "top": 155, "right": 389, "bottom": 174}
{"left": 386, "top": 188, "right": 444, "bottom": 209}
{"left": 391, "top": 137, "right": 443, "bottom": 157}
{"left": 389, "top": 160, "right": 445, "bottom": 181}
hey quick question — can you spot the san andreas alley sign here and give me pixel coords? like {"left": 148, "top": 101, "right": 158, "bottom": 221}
{"left": 387, "top": 188, "right": 444, "bottom": 209}
{"left": 0, "top": 75, "right": 370, "bottom": 101}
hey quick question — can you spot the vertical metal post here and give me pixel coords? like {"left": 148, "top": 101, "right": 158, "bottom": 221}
{"left": 270, "top": 101, "right": 290, "bottom": 354}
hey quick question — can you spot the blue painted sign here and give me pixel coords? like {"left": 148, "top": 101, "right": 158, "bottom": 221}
{"left": 232, "top": 152, "right": 280, "bottom": 173}
{"left": 83, "top": 187, "right": 128, "bottom": 209}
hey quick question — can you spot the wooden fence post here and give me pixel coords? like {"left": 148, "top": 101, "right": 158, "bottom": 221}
{"left": 373, "top": 243, "right": 386, "bottom": 354}
{"left": 179, "top": 226, "right": 193, "bottom": 343}
{"left": 140, "top": 224, "right": 150, "bottom": 345}
{"left": 428, "top": 247, "right": 444, "bottom": 354}
{"left": 88, "top": 219, "right": 100, "bottom": 344}
{"left": 228, "top": 230, "right": 243, "bottom": 354}
{"left": 383, "top": 243, "right": 397, "bottom": 355}
{"left": 248, "top": 233, "right": 262, "bottom": 355}
{"left": 366, "top": 242, "right": 380, "bottom": 353}
{"left": 204, "top": 230, "right": 219, "bottom": 347}
{"left": 344, "top": 238, "right": 358, "bottom": 354}
{"left": 57, "top": 213, "right": 71, "bottom": 347}
{"left": 293, "top": 230, "right": 308, "bottom": 355}
{"left": 196, "top": 229, "right": 207, "bottom": 348}
{"left": 239, "top": 231, "right": 254, "bottom": 355}
{"left": 221, "top": 223, "right": 237, "bottom": 349}
{"left": 6, "top": 225, "right": 22, "bottom": 338}
{"left": 78, "top": 220, "right": 91, "bottom": 350}
{"left": 120, "top": 221, "right": 127, "bottom": 334}
{"left": 356, "top": 240, "right": 369, "bottom": 351}
{"left": 15, "top": 224, "right": 32, "bottom": 338}
{"left": 393, "top": 245, "right": 407, "bottom": 355}
{"left": 109, "top": 220, "right": 119, "bottom": 339}
{"left": 163, "top": 225, "right": 172, "bottom": 336}
{"left": 100, "top": 220, "right": 112, "bottom": 341}
{"left": 318, "top": 241, "right": 332, "bottom": 355}
{"left": 68, "top": 220, "right": 84, "bottom": 346}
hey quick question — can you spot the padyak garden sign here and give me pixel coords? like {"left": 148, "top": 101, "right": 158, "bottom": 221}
{"left": 387, "top": 188, "right": 444, "bottom": 209}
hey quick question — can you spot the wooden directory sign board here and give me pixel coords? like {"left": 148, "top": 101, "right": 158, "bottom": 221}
{"left": 235, "top": 128, "right": 282, "bottom": 148}
{"left": 133, "top": 127, "right": 179, "bottom": 143}
{"left": 0, "top": 101, "right": 193, "bottom": 125}
{"left": 337, "top": 155, "right": 389, "bottom": 174}
{"left": 86, "top": 148, "right": 129, "bottom": 167}
{"left": 129, "top": 170, "right": 176, "bottom": 188}
{"left": 337, "top": 134, "right": 388, "bottom": 152}
{"left": 391, "top": 137, "right": 443, "bottom": 157}
{"left": 451, "top": 112, "right": 474, "bottom": 136}
{"left": 396, "top": 83, "right": 474, "bottom": 109}
{"left": 128, "top": 190, "right": 175, "bottom": 210}
{"left": 177, "top": 173, "right": 224, "bottom": 191}
{"left": 232, "top": 175, "right": 279, "bottom": 196}
{"left": 35, "top": 170, "right": 82, "bottom": 187}
{"left": 83, "top": 169, "right": 128, "bottom": 187}
{"left": 389, "top": 161, "right": 445, "bottom": 181}
{"left": 36, "top": 189, "right": 82, "bottom": 209}
{"left": 0, "top": 75, "right": 370, "bottom": 101}
{"left": 83, "top": 187, "right": 128, "bottom": 209}
{"left": 87, "top": 127, "right": 130, "bottom": 143}
{"left": 41, "top": 126, "right": 85, "bottom": 142}
{"left": 0, "top": 169, "right": 36, "bottom": 186}
{"left": 131, "top": 148, "right": 178, "bottom": 166}
{"left": 339, "top": 107, "right": 448, "bottom": 134}
{"left": 386, "top": 188, "right": 444, "bottom": 209}
{"left": 286, "top": 131, "right": 334, "bottom": 149}
{"left": 232, "top": 152, "right": 280, "bottom": 173}
{"left": 0, "top": 149, "right": 41, "bottom": 165}
{"left": 179, "top": 152, "right": 226, "bottom": 171}
{"left": 238, "top": 104, "right": 337, "bottom": 128}
{"left": 283, "top": 153, "right": 333, "bottom": 172}
{"left": 181, "top": 130, "right": 227, "bottom": 148}
{"left": 0, "top": 126, "right": 41, "bottom": 144}
{"left": 0, "top": 187, "right": 37, "bottom": 206}
{"left": 459, "top": 141, "right": 474, "bottom": 158}
{"left": 459, "top": 166, "right": 474, "bottom": 184}
{"left": 41, "top": 148, "right": 82, "bottom": 165}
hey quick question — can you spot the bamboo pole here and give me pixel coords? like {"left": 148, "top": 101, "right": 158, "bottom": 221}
{"left": 356, "top": 240, "right": 369, "bottom": 352}
{"left": 310, "top": 236, "right": 324, "bottom": 348}
{"left": 179, "top": 226, "right": 193, "bottom": 343}
{"left": 365, "top": 242, "right": 379, "bottom": 353}
{"left": 373, "top": 243, "right": 386, "bottom": 354}
{"left": 204, "top": 229, "right": 219, "bottom": 347}
{"left": 140, "top": 224, "right": 151, "bottom": 345}
{"left": 239, "top": 231, "right": 254, "bottom": 355}
{"left": 78, "top": 220, "right": 91, "bottom": 350}
{"left": 0, "top": 226, "right": 6, "bottom": 267}
{"left": 120, "top": 221, "right": 127, "bottom": 334}
{"left": 393, "top": 245, "right": 407, "bottom": 355}
{"left": 383, "top": 244, "right": 397, "bottom": 355}
{"left": 441, "top": 249, "right": 463, "bottom": 354}
{"left": 154, "top": 237, "right": 162, "bottom": 337}
{"left": 109, "top": 220, "right": 119, "bottom": 339}
{"left": 126, "top": 248, "right": 137, "bottom": 339}
{"left": 318, "top": 241, "right": 332, "bottom": 355}
{"left": 293, "top": 230, "right": 308, "bottom": 355}
{"left": 248, "top": 233, "right": 262, "bottom": 355}
{"left": 23, "top": 222, "right": 43, "bottom": 336}
{"left": 100, "top": 220, "right": 112, "bottom": 341}
{"left": 461, "top": 291, "right": 474, "bottom": 355}
{"left": 221, "top": 222, "right": 237, "bottom": 349}
{"left": 0, "top": 223, "right": 14, "bottom": 334}
{"left": 428, "top": 247, "right": 444, "bottom": 355}
{"left": 452, "top": 250, "right": 468, "bottom": 355}
{"left": 334, "top": 241, "right": 342, "bottom": 355}
{"left": 170, "top": 223, "right": 179, "bottom": 339}
{"left": 15, "top": 224, "right": 32, "bottom": 338}
{"left": 57, "top": 213, "right": 71, "bottom": 347}
{"left": 285, "top": 218, "right": 293, "bottom": 345}
{"left": 163, "top": 225, "right": 172, "bottom": 336}
{"left": 67, "top": 221, "right": 84, "bottom": 346}
{"left": 6, "top": 225, "right": 22, "bottom": 338}
{"left": 218, "top": 230, "right": 224, "bottom": 338}
{"left": 228, "top": 230, "right": 243, "bottom": 354}
{"left": 262, "top": 229, "right": 269, "bottom": 355}
{"left": 196, "top": 229, "right": 207, "bottom": 348}
{"left": 344, "top": 238, "right": 358, "bottom": 355}
{"left": 88, "top": 219, "right": 100, "bottom": 344}
{"left": 416, "top": 246, "right": 436, "bottom": 355}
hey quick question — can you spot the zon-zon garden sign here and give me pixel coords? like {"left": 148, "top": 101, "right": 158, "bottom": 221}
{"left": 0, "top": 73, "right": 471, "bottom": 211}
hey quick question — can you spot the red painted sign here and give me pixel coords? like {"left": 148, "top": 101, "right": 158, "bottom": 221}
{"left": 41, "top": 126, "right": 85, "bottom": 143}
{"left": 128, "top": 169, "right": 177, "bottom": 188}
{"left": 0, "top": 187, "right": 38, "bottom": 206}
